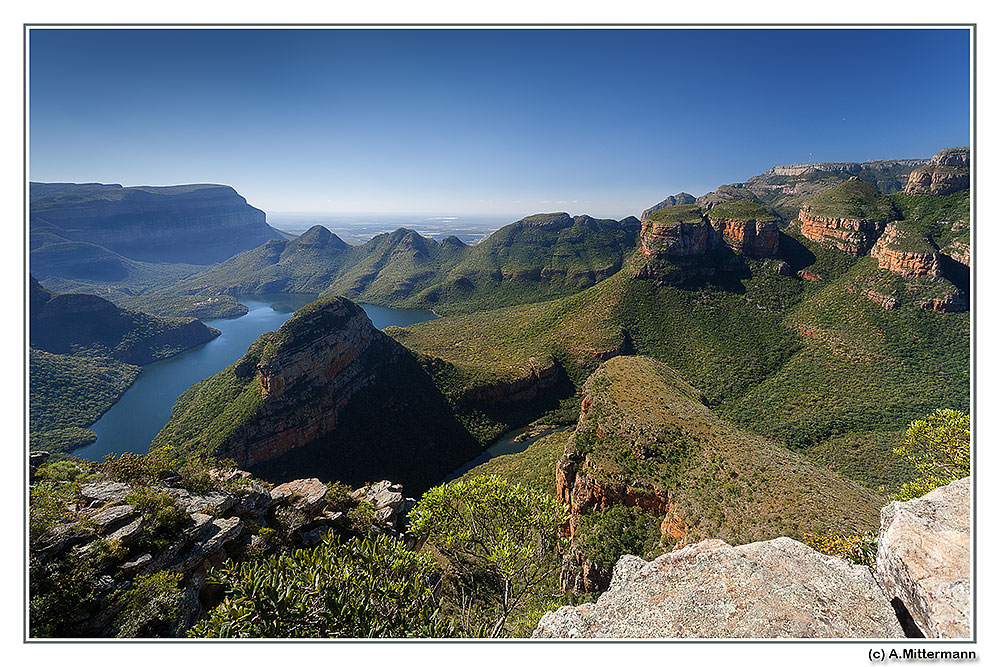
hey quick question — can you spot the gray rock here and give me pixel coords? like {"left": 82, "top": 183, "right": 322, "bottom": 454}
{"left": 80, "top": 481, "right": 132, "bottom": 505}
{"left": 164, "top": 488, "right": 235, "bottom": 515}
{"left": 120, "top": 553, "right": 152, "bottom": 574}
{"left": 271, "top": 478, "right": 328, "bottom": 516}
{"left": 352, "top": 480, "right": 407, "bottom": 527}
{"left": 875, "top": 476, "right": 970, "bottom": 638}
{"left": 106, "top": 517, "right": 145, "bottom": 547}
{"left": 86, "top": 504, "right": 135, "bottom": 534}
{"left": 168, "top": 517, "right": 243, "bottom": 575}
{"left": 534, "top": 538, "right": 904, "bottom": 638}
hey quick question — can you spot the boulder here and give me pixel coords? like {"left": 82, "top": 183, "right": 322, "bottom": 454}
{"left": 351, "top": 480, "right": 409, "bottom": 527}
{"left": 875, "top": 476, "right": 970, "bottom": 638}
{"left": 163, "top": 488, "right": 235, "bottom": 515}
{"left": 534, "top": 537, "right": 904, "bottom": 638}
{"left": 270, "top": 478, "right": 328, "bottom": 516}
{"left": 80, "top": 481, "right": 132, "bottom": 506}
{"left": 86, "top": 504, "right": 135, "bottom": 534}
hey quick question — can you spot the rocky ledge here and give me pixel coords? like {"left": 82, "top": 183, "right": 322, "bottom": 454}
{"left": 535, "top": 537, "right": 904, "bottom": 638}
{"left": 797, "top": 210, "right": 886, "bottom": 256}
{"left": 876, "top": 477, "right": 970, "bottom": 638}
{"left": 535, "top": 476, "right": 971, "bottom": 639}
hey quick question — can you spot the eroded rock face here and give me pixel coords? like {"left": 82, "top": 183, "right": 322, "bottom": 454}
{"left": 798, "top": 210, "right": 886, "bottom": 255}
{"left": 875, "top": 477, "right": 970, "bottom": 638}
{"left": 708, "top": 217, "right": 779, "bottom": 257}
{"left": 870, "top": 224, "right": 941, "bottom": 278}
{"left": 640, "top": 219, "right": 709, "bottom": 258}
{"left": 534, "top": 537, "right": 905, "bottom": 639}
{"left": 905, "top": 147, "right": 970, "bottom": 196}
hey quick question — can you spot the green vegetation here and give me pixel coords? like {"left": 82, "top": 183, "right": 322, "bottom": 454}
{"left": 890, "top": 409, "right": 970, "bottom": 501}
{"left": 578, "top": 505, "right": 664, "bottom": 570}
{"left": 29, "top": 350, "right": 140, "bottom": 454}
{"left": 458, "top": 430, "right": 571, "bottom": 497}
{"left": 643, "top": 204, "right": 704, "bottom": 224}
{"left": 705, "top": 199, "right": 776, "bottom": 221}
{"left": 889, "top": 189, "right": 970, "bottom": 248}
{"left": 567, "top": 356, "right": 885, "bottom": 543}
{"left": 190, "top": 533, "right": 452, "bottom": 638}
{"left": 408, "top": 475, "right": 568, "bottom": 637}
{"left": 805, "top": 178, "right": 899, "bottom": 222}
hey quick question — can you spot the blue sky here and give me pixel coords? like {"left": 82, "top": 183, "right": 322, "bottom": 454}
{"left": 29, "top": 28, "right": 971, "bottom": 219}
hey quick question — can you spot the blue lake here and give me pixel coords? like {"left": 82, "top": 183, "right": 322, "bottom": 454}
{"left": 75, "top": 295, "right": 437, "bottom": 461}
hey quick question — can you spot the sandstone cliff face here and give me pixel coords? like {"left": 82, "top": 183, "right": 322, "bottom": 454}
{"left": 707, "top": 217, "right": 779, "bottom": 257}
{"left": 30, "top": 182, "right": 283, "bottom": 265}
{"left": 904, "top": 147, "right": 970, "bottom": 196}
{"left": 870, "top": 224, "right": 941, "bottom": 278}
{"left": 535, "top": 537, "right": 905, "bottom": 638}
{"left": 797, "top": 209, "right": 886, "bottom": 255}
{"left": 639, "top": 218, "right": 708, "bottom": 258}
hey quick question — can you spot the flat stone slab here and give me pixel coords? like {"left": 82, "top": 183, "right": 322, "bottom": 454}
{"left": 876, "top": 476, "right": 970, "bottom": 638}
{"left": 271, "top": 478, "right": 328, "bottom": 515}
{"left": 534, "top": 537, "right": 904, "bottom": 639}
{"left": 80, "top": 481, "right": 132, "bottom": 505}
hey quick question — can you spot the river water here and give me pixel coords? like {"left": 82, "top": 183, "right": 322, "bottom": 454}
{"left": 74, "top": 295, "right": 437, "bottom": 461}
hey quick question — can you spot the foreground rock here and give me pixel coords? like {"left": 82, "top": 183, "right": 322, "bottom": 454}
{"left": 534, "top": 537, "right": 904, "bottom": 638}
{"left": 875, "top": 477, "right": 970, "bottom": 638}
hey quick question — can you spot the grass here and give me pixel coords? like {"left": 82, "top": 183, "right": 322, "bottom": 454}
{"left": 643, "top": 204, "right": 704, "bottom": 224}
{"left": 803, "top": 178, "right": 899, "bottom": 222}
{"left": 705, "top": 199, "right": 776, "bottom": 221}
{"left": 567, "top": 356, "right": 887, "bottom": 544}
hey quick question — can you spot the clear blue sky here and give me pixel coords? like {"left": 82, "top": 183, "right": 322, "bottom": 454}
{"left": 29, "top": 28, "right": 971, "bottom": 219}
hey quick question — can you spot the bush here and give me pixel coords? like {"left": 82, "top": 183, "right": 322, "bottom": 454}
{"left": 112, "top": 571, "right": 186, "bottom": 637}
{"left": 802, "top": 529, "right": 878, "bottom": 569}
{"left": 407, "top": 475, "right": 567, "bottom": 637}
{"left": 189, "top": 533, "right": 451, "bottom": 638}
{"left": 891, "top": 409, "right": 970, "bottom": 501}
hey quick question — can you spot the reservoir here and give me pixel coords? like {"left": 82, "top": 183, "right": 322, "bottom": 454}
{"left": 75, "top": 295, "right": 437, "bottom": 461}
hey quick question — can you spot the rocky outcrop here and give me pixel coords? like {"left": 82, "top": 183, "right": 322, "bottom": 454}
{"left": 460, "top": 356, "right": 563, "bottom": 406}
{"left": 640, "top": 192, "right": 696, "bottom": 220}
{"left": 706, "top": 216, "right": 779, "bottom": 257}
{"left": 155, "top": 295, "right": 480, "bottom": 493}
{"left": 797, "top": 210, "right": 886, "bottom": 256}
{"left": 905, "top": 148, "right": 970, "bottom": 196}
{"left": 640, "top": 218, "right": 708, "bottom": 259}
{"left": 920, "top": 293, "right": 969, "bottom": 313}
{"left": 534, "top": 537, "right": 905, "bottom": 638}
{"left": 870, "top": 224, "right": 941, "bottom": 278}
{"left": 30, "top": 182, "right": 283, "bottom": 265}
{"left": 875, "top": 477, "right": 970, "bottom": 638}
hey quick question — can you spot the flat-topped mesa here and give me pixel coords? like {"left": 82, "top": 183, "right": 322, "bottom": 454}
{"left": 640, "top": 192, "right": 696, "bottom": 221}
{"left": 796, "top": 178, "right": 897, "bottom": 255}
{"left": 870, "top": 224, "right": 941, "bottom": 279}
{"left": 904, "top": 147, "right": 970, "bottom": 196}
{"left": 704, "top": 200, "right": 779, "bottom": 257}
{"left": 769, "top": 158, "right": 928, "bottom": 178}
{"left": 639, "top": 205, "right": 708, "bottom": 259}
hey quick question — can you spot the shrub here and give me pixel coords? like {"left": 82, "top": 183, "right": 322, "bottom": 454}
{"left": 407, "top": 475, "right": 567, "bottom": 637}
{"left": 189, "top": 533, "right": 451, "bottom": 638}
{"left": 802, "top": 529, "right": 878, "bottom": 569}
{"left": 112, "top": 571, "right": 186, "bottom": 637}
{"left": 891, "top": 409, "right": 970, "bottom": 501}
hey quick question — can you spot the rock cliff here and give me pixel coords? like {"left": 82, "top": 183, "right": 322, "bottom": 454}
{"left": 535, "top": 537, "right": 905, "bottom": 638}
{"left": 797, "top": 210, "right": 887, "bottom": 256}
{"left": 30, "top": 182, "right": 284, "bottom": 266}
{"left": 904, "top": 147, "right": 970, "bottom": 196}
{"left": 152, "top": 295, "right": 480, "bottom": 493}
{"left": 876, "top": 477, "right": 970, "bottom": 638}
{"left": 870, "top": 224, "right": 941, "bottom": 278}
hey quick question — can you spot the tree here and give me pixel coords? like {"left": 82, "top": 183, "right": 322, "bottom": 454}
{"left": 407, "top": 475, "right": 568, "bottom": 637}
{"left": 891, "top": 409, "right": 970, "bottom": 501}
{"left": 189, "top": 533, "right": 451, "bottom": 638}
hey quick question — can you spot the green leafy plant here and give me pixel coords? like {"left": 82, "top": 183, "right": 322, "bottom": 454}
{"left": 890, "top": 409, "right": 970, "bottom": 501}
{"left": 189, "top": 533, "right": 451, "bottom": 638}
{"left": 407, "top": 475, "right": 568, "bottom": 637}
{"left": 112, "top": 571, "right": 186, "bottom": 637}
